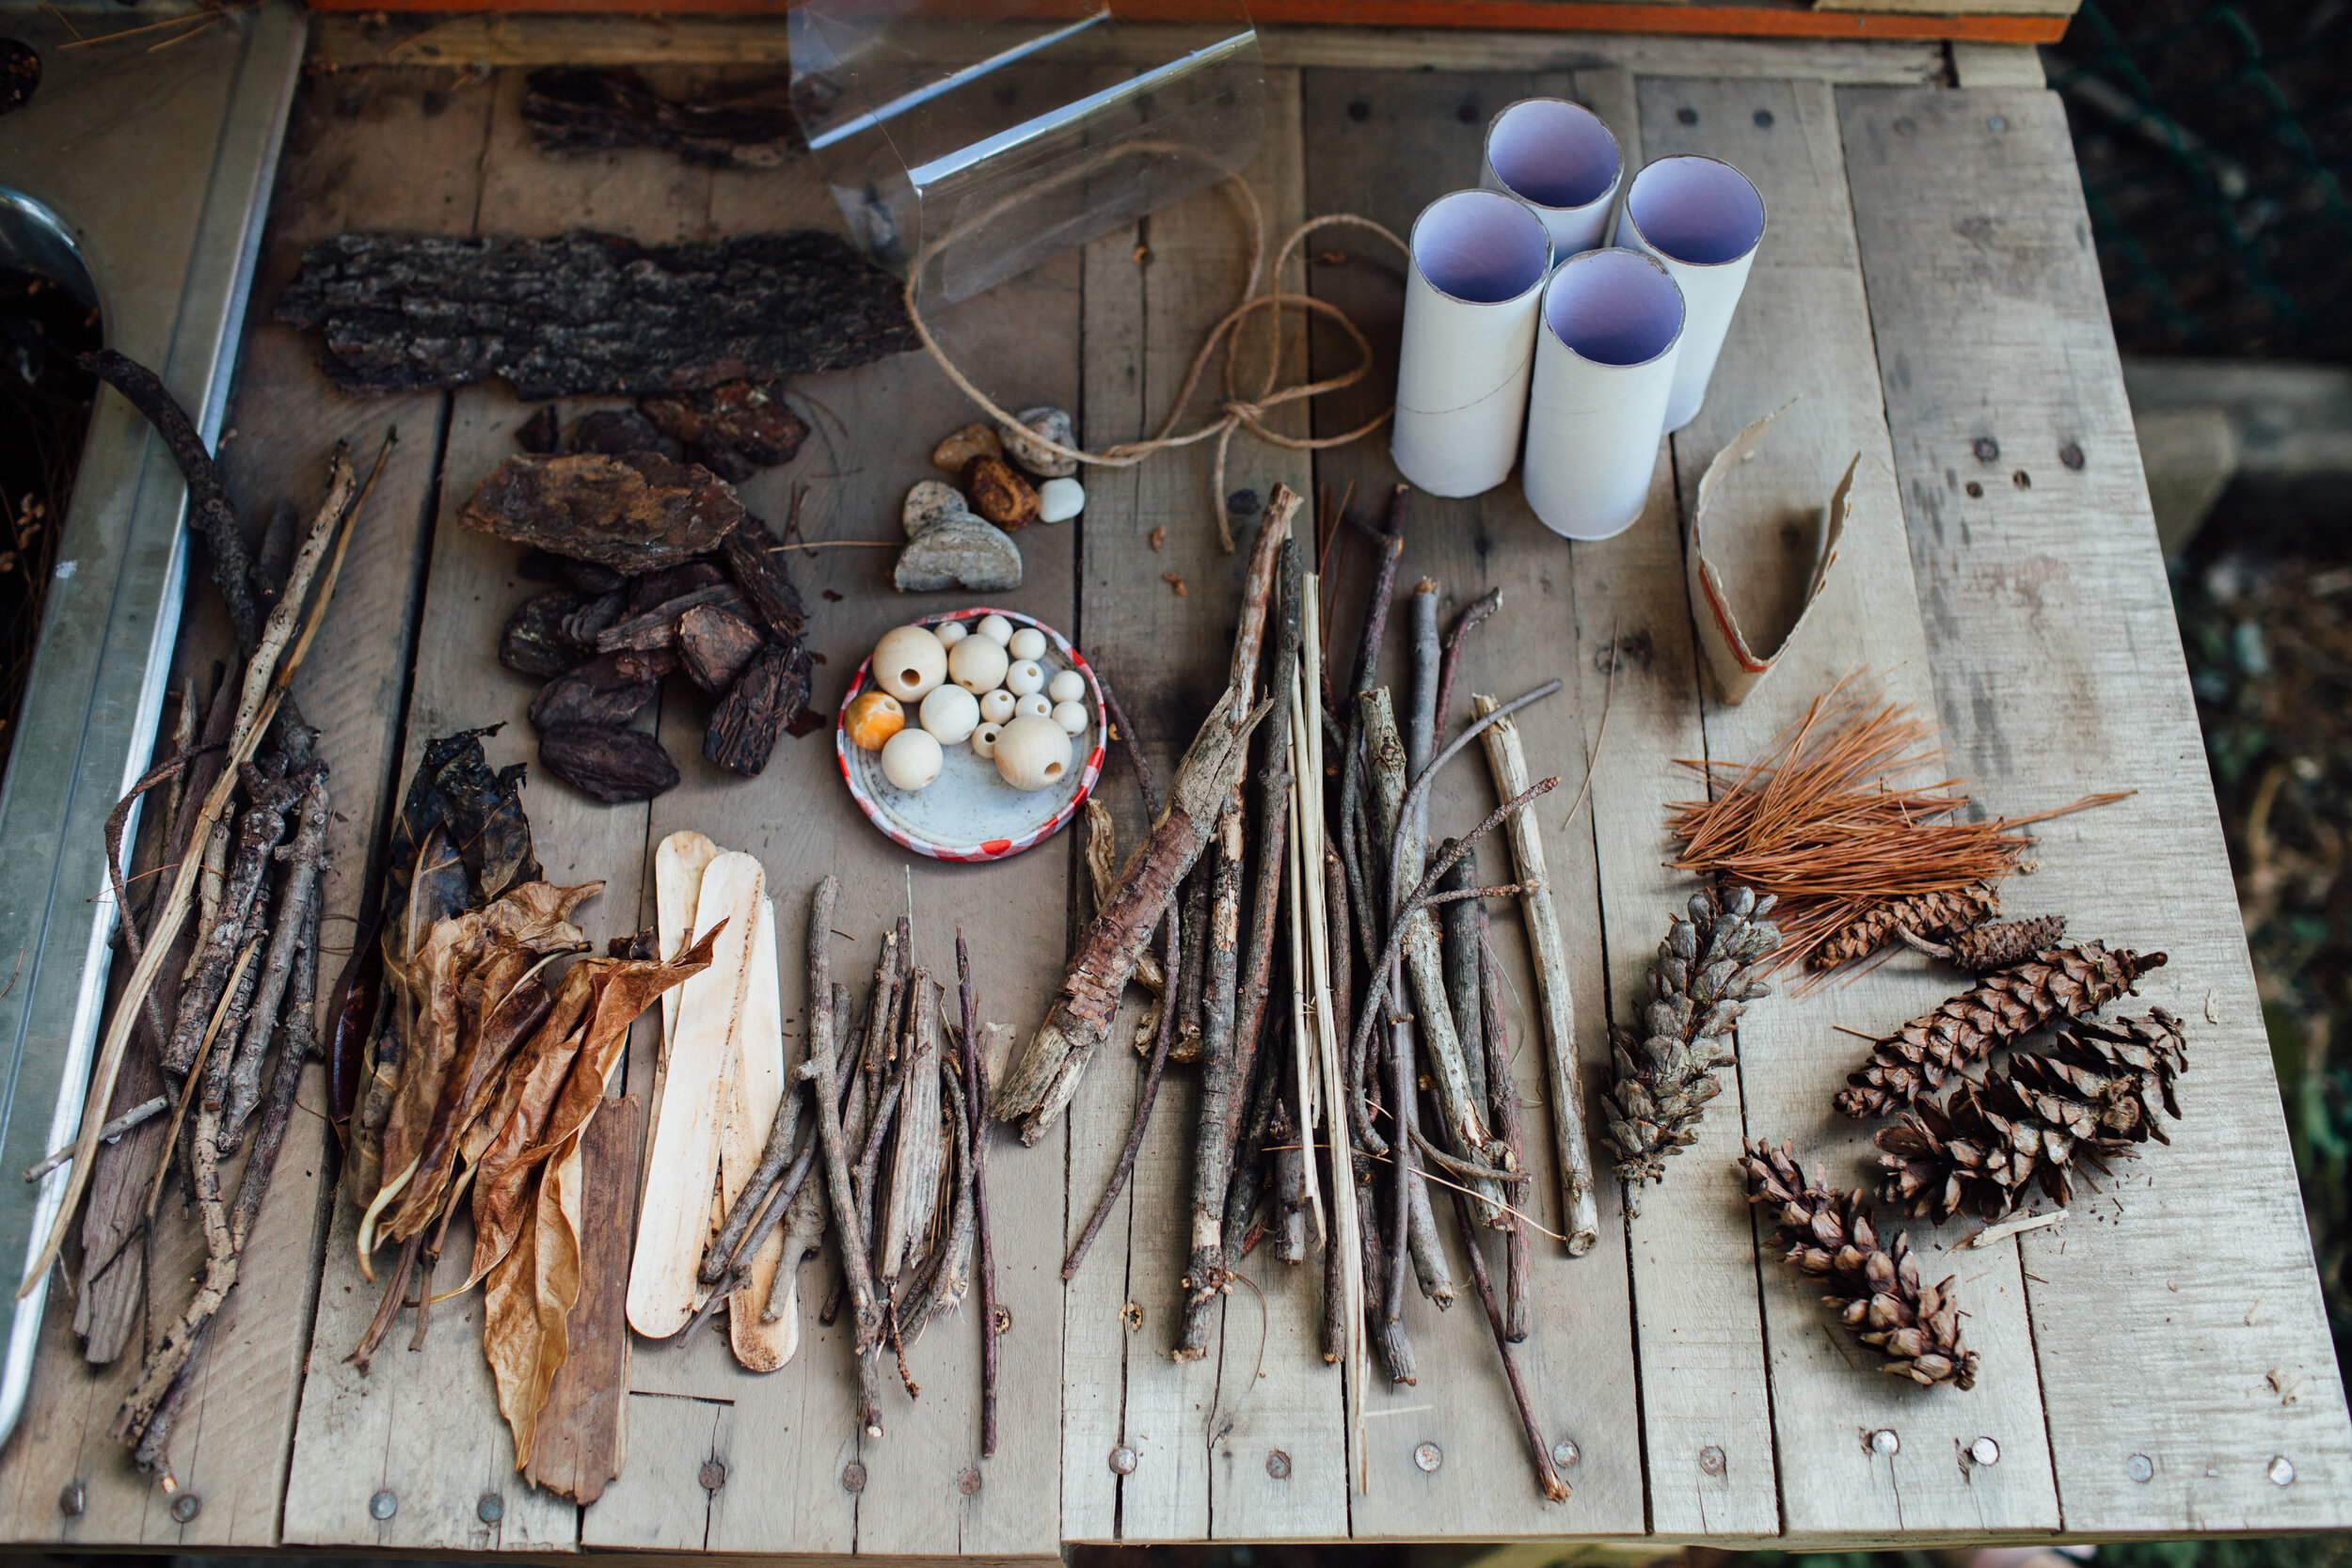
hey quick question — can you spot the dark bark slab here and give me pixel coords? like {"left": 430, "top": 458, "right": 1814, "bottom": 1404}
{"left": 718, "top": 513, "right": 806, "bottom": 641}
{"left": 594, "top": 582, "right": 745, "bottom": 654}
{"left": 640, "top": 381, "right": 808, "bottom": 466}
{"left": 275, "top": 230, "right": 917, "bottom": 398}
{"left": 517, "top": 549, "right": 624, "bottom": 596}
{"left": 522, "top": 67, "right": 800, "bottom": 169}
{"left": 705, "top": 641, "right": 811, "bottom": 777}
{"left": 538, "top": 724, "right": 679, "bottom": 803}
{"left": 572, "top": 406, "right": 680, "bottom": 461}
{"left": 459, "top": 451, "right": 744, "bottom": 574}
{"left": 501, "top": 589, "right": 589, "bottom": 679}
{"left": 677, "top": 603, "right": 765, "bottom": 693}
{"left": 628, "top": 560, "right": 727, "bottom": 614}
{"left": 528, "top": 654, "right": 662, "bottom": 730}
{"left": 516, "top": 404, "right": 561, "bottom": 452}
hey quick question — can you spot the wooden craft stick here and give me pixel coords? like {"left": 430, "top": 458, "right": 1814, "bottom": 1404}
{"left": 628, "top": 850, "right": 762, "bottom": 1337}
{"left": 654, "top": 831, "right": 722, "bottom": 1058}
{"left": 726, "top": 896, "right": 797, "bottom": 1370}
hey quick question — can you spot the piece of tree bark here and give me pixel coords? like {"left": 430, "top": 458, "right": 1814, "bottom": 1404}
{"left": 219, "top": 766, "right": 331, "bottom": 1142}
{"left": 527, "top": 1093, "right": 644, "bottom": 1503}
{"left": 595, "top": 582, "right": 746, "bottom": 653}
{"left": 163, "top": 761, "right": 307, "bottom": 1077}
{"left": 276, "top": 230, "right": 918, "bottom": 398}
{"left": 538, "top": 724, "right": 679, "bottom": 803}
{"left": 501, "top": 590, "right": 591, "bottom": 678}
{"left": 716, "top": 508, "right": 808, "bottom": 641}
{"left": 677, "top": 602, "right": 766, "bottom": 692}
{"left": 879, "top": 974, "right": 943, "bottom": 1281}
{"left": 522, "top": 67, "right": 802, "bottom": 168}
{"left": 705, "top": 641, "right": 812, "bottom": 777}
{"left": 465, "top": 453, "right": 746, "bottom": 576}
{"left": 643, "top": 381, "right": 811, "bottom": 464}
{"left": 529, "top": 653, "right": 662, "bottom": 731}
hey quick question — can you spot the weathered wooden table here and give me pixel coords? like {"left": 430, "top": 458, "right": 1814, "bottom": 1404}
{"left": 2, "top": 17, "right": 2346, "bottom": 1560}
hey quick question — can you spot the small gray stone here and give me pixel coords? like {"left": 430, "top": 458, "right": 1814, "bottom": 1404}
{"left": 903, "top": 480, "right": 973, "bottom": 540}
{"left": 897, "top": 520, "right": 1023, "bottom": 594}
{"left": 999, "top": 405, "right": 1077, "bottom": 478}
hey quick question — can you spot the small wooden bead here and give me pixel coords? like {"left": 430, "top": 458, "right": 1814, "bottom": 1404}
{"left": 845, "top": 690, "right": 905, "bottom": 751}
{"left": 1008, "top": 626, "right": 1047, "bottom": 661}
{"left": 971, "top": 721, "right": 1002, "bottom": 760}
{"left": 1047, "top": 669, "right": 1087, "bottom": 705}
{"left": 1052, "top": 700, "right": 1089, "bottom": 736}
{"left": 881, "top": 728, "right": 943, "bottom": 791}
{"left": 975, "top": 613, "right": 1014, "bottom": 646}
{"left": 1015, "top": 692, "right": 1051, "bottom": 721}
{"left": 948, "top": 635, "right": 1009, "bottom": 694}
{"left": 1005, "top": 659, "right": 1045, "bottom": 697}
{"left": 919, "top": 684, "right": 979, "bottom": 745}
{"left": 979, "top": 689, "right": 1016, "bottom": 724}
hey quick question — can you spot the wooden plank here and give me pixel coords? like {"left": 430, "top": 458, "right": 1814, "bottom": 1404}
{"left": 1636, "top": 73, "right": 2059, "bottom": 1536}
{"left": 583, "top": 1392, "right": 732, "bottom": 1550}
{"left": 309, "top": 14, "right": 1946, "bottom": 85}
{"left": 1295, "top": 62, "right": 1645, "bottom": 1544}
{"left": 594, "top": 74, "right": 1078, "bottom": 1558}
{"left": 280, "top": 66, "right": 711, "bottom": 1551}
{"left": 1837, "top": 84, "right": 2352, "bottom": 1535}
{"left": 1063, "top": 65, "right": 1348, "bottom": 1545}
{"left": 1948, "top": 41, "right": 2045, "bottom": 87}
{"left": 0, "top": 64, "right": 490, "bottom": 1552}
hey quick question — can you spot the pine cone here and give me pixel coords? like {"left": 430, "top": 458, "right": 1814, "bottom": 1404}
{"left": 1811, "top": 883, "right": 1999, "bottom": 970}
{"left": 1876, "top": 1008, "right": 2188, "bottom": 1222}
{"left": 1901, "top": 914, "right": 2069, "bottom": 973}
{"left": 1602, "top": 886, "right": 1780, "bottom": 1184}
{"left": 1834, "top": 943, "right": 2167, "bottom": 1119}
{"left": 1739, "top": 1138, "right": 1978, "bottom": 1389}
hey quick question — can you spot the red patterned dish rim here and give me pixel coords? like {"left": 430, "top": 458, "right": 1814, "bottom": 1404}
{"left": 835, "top": 607, "right": 1106, "bottom": 863}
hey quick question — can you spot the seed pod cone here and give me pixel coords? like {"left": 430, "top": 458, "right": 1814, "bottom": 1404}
{"left": 1603, "top": 885, "right": 1780, "bottom": 1185}
{"left": 1928, "top": 914, "right": 2071, "bottom": 973}
{"left": 1812, "top": 883, "right": 1999, "bottom": 970}
{"left": 1739, "top": 1138, "right": 1979, "bottom": 1390}
{"left": 1876, "top": 1008, "right": 2188, "bottom": 1223}
{"left": 1835, "top": 942, "right": 2167, "bottom": 1119}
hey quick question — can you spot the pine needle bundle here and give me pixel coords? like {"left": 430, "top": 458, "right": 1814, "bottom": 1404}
{"left": 1666, "top": 675, "right": 2125, "bottom": 972}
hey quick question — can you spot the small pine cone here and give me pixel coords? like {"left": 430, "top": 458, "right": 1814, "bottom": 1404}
{"left": 1835, "top": 943, "right": 2168, "bottom": 1119}
{"left": 1905, "top": 914, "right": 2069, "bottom": 973}
{"left": 1810, "top": 884, "right": 1999, "bottom": 971}
{"left": 1738, "top": 1138, "right": 1978, "bottom": 1390}
{"left": 1602, "top": 885, "right": 1781, "bottom": 1184}
{"left": 1876, "top": 1008, "right": 2188, "bottom": 1222}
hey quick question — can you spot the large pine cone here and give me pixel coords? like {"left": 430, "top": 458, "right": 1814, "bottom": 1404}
{"left": 1905, "top": 914, "right": 2069, "bottom": 973}
{"left": 1835, "top": 942, "right": 2167, "bottom": 1118}
{"left": 1603, "top": 886, "right": 1779, "bottom": 1185}
{"left": 1739, "top": 1139, "right": 1978, "bottom": 1389}
{"left": 1876, "top": 1008, "right": 2188, "bottom": 1222}
{"left": 1811, "top": 883, "right": 1999, "bottom": 970}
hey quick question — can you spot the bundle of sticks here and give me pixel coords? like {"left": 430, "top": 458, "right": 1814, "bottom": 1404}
{"left": 1003, "top": 483, "right": 1597, "bottom": 1502}
{"left": 21, "top": 351, "right": 394, "bottom": 1483}
{"left": 690, "top": 878, "right": 1002, "bottom": 1454}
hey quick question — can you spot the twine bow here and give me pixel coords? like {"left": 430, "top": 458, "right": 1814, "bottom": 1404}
{"left": 903, "top": 166, "right": 1408, "bottom": 552}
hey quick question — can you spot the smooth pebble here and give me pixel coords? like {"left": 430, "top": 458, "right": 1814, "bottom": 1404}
{"left": 1036, "top": 477, "right": 1085, "bottom": 523}
{"left": 998, "top": 405, "right": 1077, "bottom": 478}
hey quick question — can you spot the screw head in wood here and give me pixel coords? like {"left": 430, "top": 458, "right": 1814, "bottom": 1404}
{"left": 841, "top": 1463, "right": 867, "bottom": 1494}
{"left": 1987, "top": 114, "right": 2009, "bottom": 133}
{"left": 2269, "top": 1455, "right": 2296, "bottom": 1487}
{"left": 1227, "top": 489, "right": 1261, "bottom": 517}
{"left": 171, "top": 1493, "right": 202, "bottom": 1524}
{"left": 1552, "top": 1441, "right": 1581, "bottom": 1469}
{"left": 699, "top": 1461, "right": 727, "bottom": 1492}
{"left": 477, "top": 1493, "right": 505, "bottom": 1523}
{"left": 1973, "top": 436, "right": 2000, "bottom": 462}
{"left": 1676, "top": 106, "right": 1697, "bottom": 125}
{"left": 1265, "top": 1449, "right": 1292, "bottom": 1480}
{"left": 1869, "top": 1429, "right": 1900, "bottom": 1457}
{"left": 1893, "top": 118, "right": 1915, "bottom": 135}
{"left": 1754, "top": 109, "right": 1774, "bottom": 129}
{"left": 58, "top": 1481, "right": 85, "bottom": 1517}
{"left": 1412, "top": 1442, "right": 1442, "bottom": 1473}
{"left": 958, "top": 1467, "right": 983, "bottom": 1496}
{"left": 369, "top": 1490, "right": 397, "bottom": 1521}
{"left": 1970, "top": 1438, "right": 2001, "bottom": 1466}
{"left": 1109, "top": 1446, "right": 1137, "bottom": 1476}
{"left": 1698, "top": 1446, "right": 1726, "bottom": 1477}
{"left": 2127, "top": 1453, "right": 2155, "bottom": 1483}
{"left": 2059, "top": 441, "right": 2085, "bottom": 470}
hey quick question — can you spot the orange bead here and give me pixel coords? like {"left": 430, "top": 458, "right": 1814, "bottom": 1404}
{"left": 846, "top": 690, "right": 905, "bottom": 751}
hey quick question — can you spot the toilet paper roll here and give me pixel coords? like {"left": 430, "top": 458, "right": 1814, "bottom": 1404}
{"left": 1613, "top": 154, "right": 1765, "bottom": 436}
{"left": 1391, "top": 188, "right": 1553, "bottom": 499}
{"left": 1479, "top": 98, "right": 1623, "bottom": 261}
{"left": 1520, "top": 247, "right": 1686, "bottom": 542}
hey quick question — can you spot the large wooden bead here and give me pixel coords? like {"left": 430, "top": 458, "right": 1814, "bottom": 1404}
{"left": 947, "top": 633, "right": 1009, "bottom": 694}
{"left": 872, "top": 625, "right": 946, "bottom": 703}
{"left": 993, "top": 715, "right": 1072, "bottom": 791}
{"left": 881, "top": 728, "right": 943, "bottom": 791}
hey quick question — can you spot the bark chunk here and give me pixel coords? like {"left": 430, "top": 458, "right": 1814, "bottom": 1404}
{"left": 460, "top": 452, "right": 744, "bottom": 574}
{"left": 537, "top": 725, "right": 680, "bottom": 803}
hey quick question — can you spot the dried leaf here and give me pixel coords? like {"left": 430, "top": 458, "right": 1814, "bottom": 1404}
{"left": 485, "top": 1132, "right": 584, "bottom": 1469}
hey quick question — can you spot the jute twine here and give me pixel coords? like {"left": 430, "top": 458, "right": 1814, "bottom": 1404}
{"left": 901, "top": 158, "right": 1408, "bottom": 552}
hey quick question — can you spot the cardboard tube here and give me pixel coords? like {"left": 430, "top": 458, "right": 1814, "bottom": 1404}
{"left": 1391, "top": 188, "right": 1553, "bottom": 499}
{"left": 1521, "top": 247, "right": 1685, "bottom": 541}
{"left": 1613, "top": 155, "right": 1765, "bottom": 435}
{"left": 1478, "top": 98, "right": 1623, "bottom": 261}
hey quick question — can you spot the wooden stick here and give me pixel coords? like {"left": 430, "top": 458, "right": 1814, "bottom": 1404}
{"left": 879, "top": 974, "right": 943, "bottom": 1280}
{"left": 1062, "top": 900, "right": 1180, "bottom": 1281}
{"left": 954, "top": 935, "right": 998, "bottom": 1458}
{"left": 24, "top": 1098, "right": 167, "bottom": 1181}
{"left": 220, "top": 767, "right": 331, "bottom": 1142}
{"left": 147, "top": 940, "right": 258, "bottom": 1222}
{"left": 231, "top": 888, "right": 322, "bottom": 1251}
{"left": 1440, "top": 851, "right": 1487, "bottom": 1114}
{"left": 795, "top": 876, "right": 882, "bottom": 1435}
{"left": 1448, "top": 1189, "right": 1570, "bottom": 1503}
{"left": 1470, "top": 692, "right": 1601, "bottom": 1258}
{"left": 1479, "top": 925, "right": 1534, "bottom": 1342}
{"left": 1434, "top": 587, "right": 1501, "bottom": 738}
{"left": 1175, "top": 789, "right": 1248, "bottom": 1361}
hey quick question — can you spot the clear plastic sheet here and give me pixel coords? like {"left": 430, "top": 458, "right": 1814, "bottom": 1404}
{"left": 789, "top": 2, "right": 1264, "bottom": 305}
